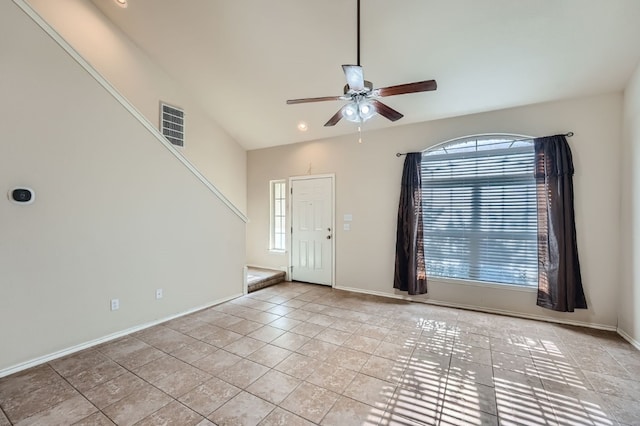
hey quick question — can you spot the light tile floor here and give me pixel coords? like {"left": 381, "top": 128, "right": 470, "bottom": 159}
{"left": 1, "top": 282, "right": 639, "bottom": 425}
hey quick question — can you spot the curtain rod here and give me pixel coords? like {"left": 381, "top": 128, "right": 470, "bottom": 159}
{"left": 395, "top": 132, "right": 574, "bottom": 157}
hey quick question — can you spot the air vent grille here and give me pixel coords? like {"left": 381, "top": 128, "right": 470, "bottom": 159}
{"left": 160, "top": 102, "right": 184, "bottom": 147}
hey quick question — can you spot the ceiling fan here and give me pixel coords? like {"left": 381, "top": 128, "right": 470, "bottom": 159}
{"left": 286, "top": 0, "right": 437, "bottom": 127}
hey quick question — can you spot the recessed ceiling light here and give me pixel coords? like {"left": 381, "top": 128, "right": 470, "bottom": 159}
{"left": 297, "top": 122, "right": 308, "bottom": 132}
{"left": 115, "top": 0, "right": 127, "bottom": 8}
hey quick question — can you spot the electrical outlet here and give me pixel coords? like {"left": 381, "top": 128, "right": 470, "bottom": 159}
{"left": 110, "top": 298, "right": 120, "bottom": 311}
{"left": 155, "top": 289, "right": 163, "bottom": 299}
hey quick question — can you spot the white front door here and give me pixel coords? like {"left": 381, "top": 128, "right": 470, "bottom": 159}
{"left": 290, "top": 176, "right": 334, "bottom": 286}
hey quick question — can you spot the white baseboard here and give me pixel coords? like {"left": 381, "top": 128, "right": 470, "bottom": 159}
{"left": 0, "top": 292, "right": 242, "bottom": 378}
{"left": 617, "top": 328, "right": 640, "bottom": 350}
{"left": 334, "top": 285, "right": 617, "bottom": 332}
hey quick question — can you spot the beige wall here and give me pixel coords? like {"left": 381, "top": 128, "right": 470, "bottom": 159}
{"left": 620, "top": 62, "right": 640, "bottom": 346}
{"left": 0, "top": 2, "right": 245, "bottom": 373}
{"left": 27, "top": 0, "right": 247, "bottom": 214}
{"left": 248, "top": 93, "right": 622, "bottom": 329}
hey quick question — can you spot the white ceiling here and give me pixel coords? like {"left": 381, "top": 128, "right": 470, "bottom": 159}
{"left": 90, "top": 0, "right": 640, "bottom": 150}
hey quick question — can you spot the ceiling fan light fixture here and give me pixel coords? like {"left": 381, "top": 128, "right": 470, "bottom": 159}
{"left": 115, "top": 0, "right": 128, "bottom": 7}
{"left": 359, "top": 100, "right": 375, "bottom": 121}
{"left": 343, "top": 99, "right": 376, "bottom": 123}
{"left": 342, "top": 103, "right": 358, "bottom": 121}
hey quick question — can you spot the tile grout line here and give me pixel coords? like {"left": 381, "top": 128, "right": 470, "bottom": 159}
{"left": 0, "top": 405, "right": 12, "bottom": 426}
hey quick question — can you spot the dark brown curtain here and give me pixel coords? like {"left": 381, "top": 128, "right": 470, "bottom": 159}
{"left": 394, "top": 153, "right": 427, "bottom": 295}
{"left": 534, "top": 135, "right": 587, "bottom": 311}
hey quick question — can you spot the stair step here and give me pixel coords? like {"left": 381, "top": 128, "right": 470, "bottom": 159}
{"left": 247, "top": 268, "right": 286, "bottom": 293}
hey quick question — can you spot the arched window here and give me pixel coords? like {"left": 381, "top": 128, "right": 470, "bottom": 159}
{"left": 421, "top": 135, "right": 537, "bottom": 287}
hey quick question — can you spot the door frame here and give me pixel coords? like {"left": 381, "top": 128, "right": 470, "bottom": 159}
{"left": 288, "top": 173, "right": 336, "bottom": 287}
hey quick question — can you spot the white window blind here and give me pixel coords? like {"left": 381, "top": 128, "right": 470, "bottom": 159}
{"left": 421, "top": 137, "right": 537, "bottom": 287}
{"left": 270, "top": 180, "right": 286, "bottom": 251}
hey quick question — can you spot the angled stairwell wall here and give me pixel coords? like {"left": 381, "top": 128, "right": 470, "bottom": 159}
{"left": 0, "top": 1, "right": 246, "bottom": 374}
{"left": 27, "top": 0, "right": 247, "bottom": 214}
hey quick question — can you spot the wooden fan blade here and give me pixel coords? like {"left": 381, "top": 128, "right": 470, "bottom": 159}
{"left": 342, "top": 64, "right": 365, "bottom": 91}
{"left": 371, "top": 100, "right": 403, "bottom": 122}
{"left": 376, "top": 80, "right": 437, "bottom": 97}
{"left": 286, "top": 95, "right": 344, "bottom": 105}
{"left": 324, "top": 106, "right": 346, "bottom": 127}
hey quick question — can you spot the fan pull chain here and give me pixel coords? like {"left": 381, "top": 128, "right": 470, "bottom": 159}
{"left": 358, "top": 125, "right": 363, "bottom": 143}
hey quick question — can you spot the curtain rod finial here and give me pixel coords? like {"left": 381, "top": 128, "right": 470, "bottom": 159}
{"left": 566, "top": 131, "right": 574, "bottom": 137}
{"left": 396, "top": 153, "right": 403, "bottom": 157}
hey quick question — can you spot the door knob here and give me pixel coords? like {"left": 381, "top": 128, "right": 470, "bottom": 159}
{"left": 326, "top": 235, "right": 332, "bottom": 239}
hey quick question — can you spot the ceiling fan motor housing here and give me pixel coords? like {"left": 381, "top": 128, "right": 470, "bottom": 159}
{"left": 343, "top": 80, "right": 373, "bottom": 95}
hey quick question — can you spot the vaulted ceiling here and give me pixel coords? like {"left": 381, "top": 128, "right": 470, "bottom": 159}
{"left": 90, "top": 0, "right": 640, "bottom": 150}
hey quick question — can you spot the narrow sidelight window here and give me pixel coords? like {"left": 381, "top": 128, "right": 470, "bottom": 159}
{"left": 270, "top": 180, "right": 287, "bottom": 251}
